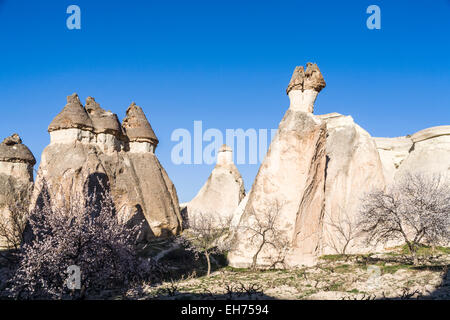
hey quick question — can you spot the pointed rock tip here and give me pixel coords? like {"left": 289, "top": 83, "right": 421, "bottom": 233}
{"left": 219, "top": 144, "right": 232, "bottom": 152}
{"left": 67, "top": 93, "right": 81, "bottom": 104}
{"left": 85, "top": 96, "right": 102, "bottom": 113}
{"left": 2, "top": 133, "right": 22, "bottom": 145}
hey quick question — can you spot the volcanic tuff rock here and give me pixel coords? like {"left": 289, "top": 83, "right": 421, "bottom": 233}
{"left": 318, "top": 113, "right": 385, "bottom": 254}
{"left": 375, "top": 126, "right": 450, "bottom": 183}
{"left": 31, "top": 95, "right": 182, "bottom": 239}
{"left": 186, "top": 145, "right": 245, "bottom": 227}
{"left": 0, "top": 134, "right": 35, "bottom": 249}
{"left": 228, "top": 63, "right": 328, "bottom": 268}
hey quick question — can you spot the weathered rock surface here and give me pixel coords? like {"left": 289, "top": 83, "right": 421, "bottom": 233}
{"left": 396, "top": 126, "right": 450, "bottom": 179}
{"left": 374, "top": 136, "right": 413, "bottom": 185}
{"left": 229, "top": 63, "right": 328, "bottom": 268}
{"left": 231, "top": 192, "right": 249, "bottom": 228}
{"left": 31, "top": 95, "right": 182, "bottom": 240}
{"left": 186, "top": 145, "right": 245, "bottom": 226}
{"left": 375, "top": 126, "right": 450, "bottom": 183}
{"left": 0, "top": 134, "right": 35, "bottom": 249}
{"left": 318, "top": 113, "right": 385, "bottom": 254}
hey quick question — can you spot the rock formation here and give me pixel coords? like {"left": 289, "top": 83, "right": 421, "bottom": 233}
{"left": 375, "top": 126, "right": 450, "bottom": 183}
{"left": 185, "top": 145, "right": 245, "bottom": 226}
{"left": 120, "top": 103, "right": 182, "bottom": 237}
{"left": 286, "top": 63, "right": 326, "bottom": 113}
{"left": 31, "top": 94, "right": 182, "bottom": 240}
{"left": 318, "top": 113, "right": 385, "bottom": 254}
{"left": 228, "top": 64, "right": 416, "bottom": 267}
{"left": 0, "top": 134, "right": 35, "bottom": 249}
{"left": 228, "top": 63, "right": 328, "bottom": 268}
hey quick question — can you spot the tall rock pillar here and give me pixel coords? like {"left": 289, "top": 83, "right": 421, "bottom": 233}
{"left": 228, "top": 63, "right": 327, "bottom": 268}
{"left": 0, "top": 134, "right": 35, "bottom": 249}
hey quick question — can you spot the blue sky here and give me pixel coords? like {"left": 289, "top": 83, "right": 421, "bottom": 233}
{"left": 1, "top": 0, "right": 449, "bottom": 202}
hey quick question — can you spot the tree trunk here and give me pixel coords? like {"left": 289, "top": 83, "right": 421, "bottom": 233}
{"left": 205, "top": 251, "right": 211, "bottom": 276}
{"left": 408, "top": 243, "right": 419, "bottom": 265}
{"left": 412, "top": 252, "right": 419, "bottom": 266}
{"left": 252, "top": 242, "right": 265, "bottom": 270}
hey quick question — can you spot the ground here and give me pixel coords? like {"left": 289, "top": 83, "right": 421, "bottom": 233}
{"left": 127, "top": 245, "right": 450, "bottom": 300}
{"left": 1, "top": 243, "right": 449, "bottom": 300}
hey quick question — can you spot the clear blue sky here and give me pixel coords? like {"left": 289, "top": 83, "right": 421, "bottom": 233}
{"left": 1, "top": 0, "right": 449, "bottom": 202}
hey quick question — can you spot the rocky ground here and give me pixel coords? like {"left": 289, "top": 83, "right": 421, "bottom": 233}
{"left": 1, "top": 244, "right": 448, "bottom": 300}
{"left": 128, "top": 245, "right": 450, "bottom": 300}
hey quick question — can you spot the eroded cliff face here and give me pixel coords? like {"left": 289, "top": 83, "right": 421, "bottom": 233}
{"left": 319, "top": 113, "right": 386, "bottom": 255}
{"left": 375, "top": 126, "right": 450, "bottom": 183}
{"left": 31, "top": 94, "right": 182, "bottom": 240}
{"left": 0, "top": 134, "right": 35, "bottom": 249}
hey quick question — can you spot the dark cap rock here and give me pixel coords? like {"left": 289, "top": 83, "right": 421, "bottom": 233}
{"left": 85, "top": 97, "right": 123, "bottom": 137}
{"left": 286, "top": 63, "right": 326, "bottom": 94}
{"left": 48, "top": 93, "right": 94, "bottom": 132}
{"left": 0, "top": 134, "right": 36, "bottom": 165}
{"left": 122, "top": 102, "right": 158, "bottom": 145}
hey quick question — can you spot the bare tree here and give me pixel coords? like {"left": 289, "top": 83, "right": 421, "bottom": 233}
{"left": 324, "top": 207, "right": 360, "bottom": 255}
{"left": 0, "top": 202, "right": 28, "bottom": 251}
{"left": 358, "top": 173, "right": 450, "bottom": 265}
{"left": 0, "top": 182, "right": 31, "bottom": 252}
{"left": 240, "top": 201, "right": 290, "bottom": 270}
{"left": 177, "top": 212, "right": 234, "bottom": 277}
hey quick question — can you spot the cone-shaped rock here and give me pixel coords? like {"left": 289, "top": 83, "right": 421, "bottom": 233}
{"left": 48, "top": 93, "right": 94, "bottom": 132}
{"left": 0, "top": 134, "right": 36, "bottom": 166}
{"left": 122, "top": 102, "right": 158, "bottom": 145}
{"left": 186, "top": 145, "right": 245, "bottom": 226}
{"left": 0, "top": 134, "right": 35, "bottom": 249}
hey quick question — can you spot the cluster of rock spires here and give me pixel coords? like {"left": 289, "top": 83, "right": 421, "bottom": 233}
{"left": 1, "top": 65, "right": 449, "bottom": 266}
{"left": 1, "top": 94, "right": 182, "bottom": 249}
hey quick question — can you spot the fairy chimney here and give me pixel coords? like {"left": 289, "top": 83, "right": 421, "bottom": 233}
{"left": 0, "top": 134, "right": 36, "bottom": 181}
{"left": 217, "top": 144, "right": 233, "bottom": 166}
{"left": 85, "top": 96, "right": 123, "bottom": 153}
{"left": 186, "top": 144, "right": 245, "bottom": 227}
{"left": 48, "top": 93, "right": 95, "bottom": 144}
{"left": 286, "top": 63, "right": 326, "bottom": 113}
{"left": 122, "top": 102, "right": 159, "bottom": 153}
{"left": 0, "top": 134, "right": 35, "bottom": 249}
{"left": 229, "top": 64, "right": 328, "bottom": 268}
